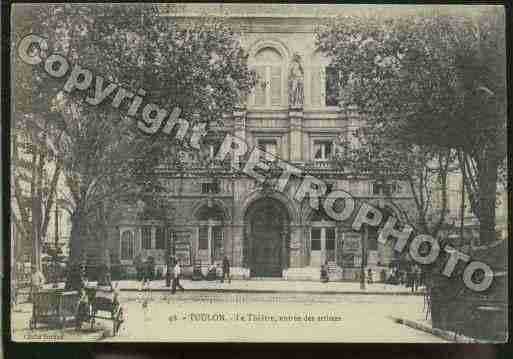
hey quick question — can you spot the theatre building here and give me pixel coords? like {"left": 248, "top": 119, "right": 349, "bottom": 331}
{"left": 107, "top": 4, "right": 415, "bottom": 281}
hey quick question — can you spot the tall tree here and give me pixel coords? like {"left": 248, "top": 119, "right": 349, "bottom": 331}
{"left": 14, "top": 4, "right": 255, "bottom": 289}
{"left": 316, "top": 7, "right": 506, "bottom": 244}
{"left": 12, "top": 5, "right": 64, "bottom": 270}
{"left": 333, "top": 123, "right": 454, "bottom": 238}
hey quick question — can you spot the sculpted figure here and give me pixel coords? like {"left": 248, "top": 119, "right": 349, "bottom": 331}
{"left": 288, "top": 53, "right": 304, "bottom": 109}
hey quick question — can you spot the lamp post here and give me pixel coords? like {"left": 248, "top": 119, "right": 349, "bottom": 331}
{"left": 360, "top": 226, "right": 367, "bottom": 290}
{"left": 52, "top": 201, "right": 60, "bottom": 288}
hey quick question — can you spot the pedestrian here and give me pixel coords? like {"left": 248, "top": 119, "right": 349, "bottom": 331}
{"left": 367, "top": 268, "right": 373, "bottom": 284}
{"left": 75, "top": 287, "right": 90, "bottom": 330}
{"left": 221, "top": 256, "right": 231, "bottom": 283}
{"left": 11, "top": 282, "right": 18, "bottom": 312}
{"left": 171, "top": 261, "right": 184, "bottom": 294}
{"left": 413, "top": 265, "right": 421, "bottom": 292}
{"left": 30, "top": 266, "right": 45, "bottom": 302}
{"left": 320, "top": 265, "right": 329, "bottom": 283}
{"left": 142, "top": 295, "right": 150, "bottom": 321}
{"left": 137, "top": 277, "right": 144, "bottom": 303}
{"left": 419, "top": 266, "right": 426, "bottom": 289}
{"left": 112, "top": 282, "right": 120, "bottom": 307}
{"left": 207, "top": 261, "right": 217, "bottom": 281}
{"left": 112, "top": 282, "right": 126, "bottom": 336}
{"left": 401, "top": 270, "right": 407, "bottom": 286}
{"left": 408, "top": 268, "right": 415, "bottom": 292}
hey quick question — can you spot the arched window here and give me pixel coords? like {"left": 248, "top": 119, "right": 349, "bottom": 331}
{"left": 309, "top": 209, "right": 336, "bottom": 267}
{"left": 251, "top": 47, "right": 284, "bottom": 108}
{"left": 121, "top": 230, "right": 135, "bottom": 260}
{"left": 196, "top": 204, "right": 224, "bottom": 264}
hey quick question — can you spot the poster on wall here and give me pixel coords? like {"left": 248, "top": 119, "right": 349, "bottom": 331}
{"left": 340, "top": 232, "right": 362, "bottom": 268}
{"left": 175, "top": 241, "right": 191, "bottom": 266}
{"left": 343, "top": 232, "right": 361, "bottom": 253}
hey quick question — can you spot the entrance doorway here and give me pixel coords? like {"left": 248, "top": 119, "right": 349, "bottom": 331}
{"left": 245, "top": 197, "right": 289, "bottom": 277}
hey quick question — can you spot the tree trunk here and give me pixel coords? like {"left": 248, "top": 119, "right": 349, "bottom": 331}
{"left": 477, "top": 154, "right": 499, "bottom": 245}
{"left": 69, "top": 208, "right": 83, "bottom": 263}
{"left": 65, "top": 207, "right": 86, "bottom": 290}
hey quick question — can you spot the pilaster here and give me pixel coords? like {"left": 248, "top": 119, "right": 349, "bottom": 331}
{"left": 289, "top": 109, "right": 303, "bottom": 162}
{"left": 233, "top": 107, "right": 247, "bottom": 141}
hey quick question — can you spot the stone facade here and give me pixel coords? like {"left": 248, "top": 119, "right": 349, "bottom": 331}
{"left": 108, "top": 6, "right": 417, "bottom": 281}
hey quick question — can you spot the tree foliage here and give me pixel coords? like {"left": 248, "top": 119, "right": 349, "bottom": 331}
{"left": 317, "top": 8, "right": 506, "bottom": 243}
{"left": 13, "top": 4, "right": 255, "bottom": 288}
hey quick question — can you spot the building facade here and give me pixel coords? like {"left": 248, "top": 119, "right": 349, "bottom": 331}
{"left": 105, "top": 5, "right": 417, "bottom": 281}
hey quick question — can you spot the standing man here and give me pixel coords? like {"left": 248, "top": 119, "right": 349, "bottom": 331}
{"left": 221, "top": 256, "right": 231, "bottom": 284}
{"left": 413, "top": 264, "right": 421, "bottom": 292}
{"left": 171, "top": 261, "right": 184, "bottom": 294}
{"left": 367, "top": 267, "right": 373, "bottom": 284}
{"left": 408, "top": 266, "right": 416, "bottom": 292}
{"left": 30, "top": 266, "right": 45, "bottom": 301}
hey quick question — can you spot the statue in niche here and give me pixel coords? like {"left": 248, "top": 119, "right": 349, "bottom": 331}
{"left": 288, "top": 53, "right": 304, "bottom": 109}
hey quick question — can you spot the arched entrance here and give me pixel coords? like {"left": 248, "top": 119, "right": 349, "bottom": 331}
{"left": 244, "top": 197, "right": 290, "bottom": 277}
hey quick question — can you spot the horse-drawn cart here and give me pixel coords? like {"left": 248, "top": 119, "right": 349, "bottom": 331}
{"left": 30, "top": 289, "right": 80, "bottom": 329}
{"left": 87, "top": 286, "right": 124, "bottom": 336}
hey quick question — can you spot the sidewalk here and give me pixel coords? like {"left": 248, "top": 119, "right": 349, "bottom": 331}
{"left": 10, "top": 303, "right": 107, "bottom": 342}
{"left": 389, "top": 314, "right": 485, "bottom": 343}
{"left": 97, "top": 279, "right": 424, "bottom": 295}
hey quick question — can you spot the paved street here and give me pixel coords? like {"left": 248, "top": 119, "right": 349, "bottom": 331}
{"left": 102, "top": 291, "right": 445, "bottom": 343}
{"left": 29, "top": 279, "right": 424, "bottom": 295}
{"left": 11, "top": 303, "right": 106, "bottom": 342}
{"left": 11, "top": 281, "right": 438, "bottom": 343}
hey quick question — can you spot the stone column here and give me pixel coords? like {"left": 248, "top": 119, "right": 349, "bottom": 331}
{"left": 289, "top": 110, "right": 303, "bottom": 162}
{"left": 173, "top": 228, "right": 192, "bottom": 265}
{"left": 151, "top": 226, "right": 156, "bottom": 250}
{"left": 231, "top": 224, "right": 244, "bottom": 267}
{"left": 289, "top": 224, "right": 302, "bottom": 268}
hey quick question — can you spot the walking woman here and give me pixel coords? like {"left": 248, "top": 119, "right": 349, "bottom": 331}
{"left": 171, "top": 261, "right": 185, "bottom": 294}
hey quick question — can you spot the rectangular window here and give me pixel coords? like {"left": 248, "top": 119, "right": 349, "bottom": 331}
{"left": 326, "top": 227, "right": 336, "bottom": 241}
{"left": 325, "top": 66, "right": 339, "bottom": 106}
{"left": 121, "top": 232, "right": 135, "bottom": 260}
{"left": 326, "top": 227, "right": 336, "bottom": 261}
{"left": 313, "top": 140, "right": 333, "bottom": 161}
{"left": 199, "top": 226, "right": 209, "bottom": 250}
{"left": 326, "top": 239, "right": 335, "bottom": 251}
{"left": 155, "top": 227, "right": 165, "bottom": 249}
{"left": 270, "top": 66, "right": 282, "bottom": 105}
{"left": 201, "top": 182, "right": 220, "bottom": 194}
{"left": 212, "top": 226, "right": 223, "bottom": 261}
{"left": 141, "top": 227, "right": 152, "bottom": 250}
{"left": 372, "top": 182, "right": 397, "bottom": 196}
{"left": 210, "top": 182, "right": 219, "bottom": 193}
{"left": 311, "top": 228, "right": 321, "bottom": 251}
